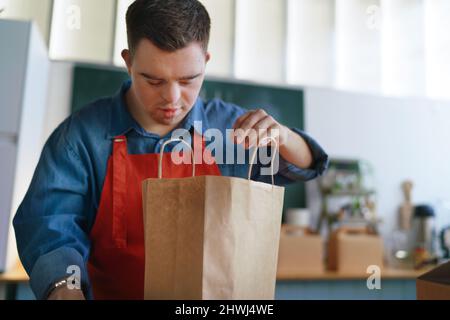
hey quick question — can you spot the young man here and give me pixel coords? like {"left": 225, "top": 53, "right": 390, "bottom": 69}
{"left": 13, "top": 0, "right": 328, "bottom": 300}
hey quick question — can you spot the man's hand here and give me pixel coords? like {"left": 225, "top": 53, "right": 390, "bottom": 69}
{"left": 232, "top": 109, "right": 289, "bottom": 149}
{"left": 47, "top": 285, "right": 86, "bottom": 300}
{"left": 232, "top": 109, "right": 313, "bottom": 169}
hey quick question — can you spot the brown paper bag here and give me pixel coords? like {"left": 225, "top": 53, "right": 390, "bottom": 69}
{"left": 142, "top": 138, "right": 285, "bottom": 300}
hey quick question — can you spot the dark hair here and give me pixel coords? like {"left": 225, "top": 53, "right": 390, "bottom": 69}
{"left": 126, "top": 0, "right": 211, "bottom": 55}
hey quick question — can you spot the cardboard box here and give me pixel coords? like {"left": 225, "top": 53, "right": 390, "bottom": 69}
{"left": 417, "top": 261, "right": 450, "bottom": 300}
{"left": 327, "top": 227, "right": 383, "bottom": 273}
{"left": 277, "top": 225, "right": 324, "bottom": 273}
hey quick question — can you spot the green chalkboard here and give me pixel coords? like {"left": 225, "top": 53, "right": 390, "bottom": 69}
{"left": 199, "top": 79, "right": 305, "bottom": 213}
{"left": 71, "top": 65, "right": 306, "bottom": 212}
{"left": 200, "top": 80, "right": 304, "bottom": 131}
{"left": 71, "top": 64, "right": 130, "bottom": 113}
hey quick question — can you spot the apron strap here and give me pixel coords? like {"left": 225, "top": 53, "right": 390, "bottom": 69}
{"left": 112, "top": 136, "right": 128, "bottom": 248}
{"left": 110, "top": 132, "right": 208, "bottom": 249}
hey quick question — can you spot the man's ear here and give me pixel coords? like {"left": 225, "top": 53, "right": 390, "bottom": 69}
{"left": 121, "top": 49, "right": 132, "bottom": 74}
{"left": 205, "top": 52, "right": 211, "bottom": 64}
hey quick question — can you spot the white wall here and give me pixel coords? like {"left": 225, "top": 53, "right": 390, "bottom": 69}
{"left": 305, "top": 87, "right": 450, "bottom": 237}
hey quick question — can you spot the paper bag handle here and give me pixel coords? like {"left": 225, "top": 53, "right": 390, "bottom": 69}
{"left": 248, "top": 136, "right": 279, "bottom": 185}
{"left": 158, "top": 138, "right": 195, "bottom": 179}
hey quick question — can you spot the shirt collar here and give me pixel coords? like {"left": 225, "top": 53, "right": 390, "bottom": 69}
{"left": 108, "top": 80, "right": 208, "bottom": 139}
{"left": 107, "top": 80, "right": 138, "bottom": 139}
{"left": 181, "top": 96, "right": 209, "bottom": 136}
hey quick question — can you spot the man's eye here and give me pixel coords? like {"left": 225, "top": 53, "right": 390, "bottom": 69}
{"left": 148, "top": 81, "right": 163, "bottom": 86}
{"left": 180, "top": 81, "right": 193, "bottom": 86}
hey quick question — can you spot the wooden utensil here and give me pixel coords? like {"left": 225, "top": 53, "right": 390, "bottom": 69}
{"left": 399, "top": 180, "right": 414, "bottom": 230}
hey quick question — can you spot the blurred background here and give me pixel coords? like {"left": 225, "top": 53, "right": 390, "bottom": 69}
{"left": 1, "top": 0, "right": 450, "bottom": 300}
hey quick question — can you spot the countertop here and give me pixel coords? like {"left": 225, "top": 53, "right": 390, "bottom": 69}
{"left": 0, "top": 261, "right": 434, "bottom": 283}
{"left": 276, "top": 266, "right": 434, "bottom": 281}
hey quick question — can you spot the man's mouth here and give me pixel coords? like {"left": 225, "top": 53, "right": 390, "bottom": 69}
{"left": 159, "top": 108, "right": 181, "bottom": 118}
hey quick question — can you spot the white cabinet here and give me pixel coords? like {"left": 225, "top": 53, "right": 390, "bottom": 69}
{"left": 0, "top": 139, "right": 17, "bottom": 273}
{"left": 234, "top": 0, "right": 286, "bottom": 83}
{"left": 49, "top": 0, "right": 116, "bottom": 64}
{"left": 424, "top": 0, "right": 450, "bottom": 100}
{"left": 286, "top": 0, "right": 334, "bottom": 87}
{"left": 381, "top": 0, "right": 425, "bottom": 97}
{"left": 335, "top": 0, "right": 382, "bottom": 93}
{"left": 0, "top": 20, "right": 49, "bottom": 272}
{"left": 0, "top": 0, "right": 53, "bottom": 44}
{"left": 113, "top": 0, "right": 133, "bottom": 67}
{"left": 200, "top": 0, "right": 235, "bottom": 77}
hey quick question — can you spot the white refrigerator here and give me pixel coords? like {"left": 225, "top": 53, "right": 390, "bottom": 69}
{"left": 0, "top": 19, "right": 49, "bottom": 272}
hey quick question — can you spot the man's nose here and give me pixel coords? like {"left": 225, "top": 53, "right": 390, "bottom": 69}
{"left": 161, "top": 83, "right": 181, "bottom": 105}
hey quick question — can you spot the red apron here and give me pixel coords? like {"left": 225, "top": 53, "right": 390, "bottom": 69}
{"left": 87, "top": 134, "right": 221, "bottom": 299}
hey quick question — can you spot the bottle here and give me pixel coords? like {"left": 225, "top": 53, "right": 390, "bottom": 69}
{"left": 411, "top": 205, "right": 436, "bottom": 263}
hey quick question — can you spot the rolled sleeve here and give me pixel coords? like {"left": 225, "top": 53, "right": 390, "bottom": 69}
{"left": 29, "top": 247, "right": 91, "bottom": 300}
{"left": 13, "top": 122, "right": 93, "bottom": 300}
{"left": 277, "top": 128, "right": 329, "bottom": 182}
{"left": 251, "top": 128, "right": 328, "bottom": 185}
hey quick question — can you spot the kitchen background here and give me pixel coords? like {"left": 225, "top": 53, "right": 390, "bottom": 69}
{"left": 1, "top": 0, "right": 450, "bottom": 300}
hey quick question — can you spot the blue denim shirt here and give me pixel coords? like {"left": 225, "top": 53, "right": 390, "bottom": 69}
{"left": 13, "top": 80, "right": 328, "bottom": 300}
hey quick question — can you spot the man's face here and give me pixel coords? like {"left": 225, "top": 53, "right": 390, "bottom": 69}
{"left": 123, "top": 39, "right": 209, "bottom": 126}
